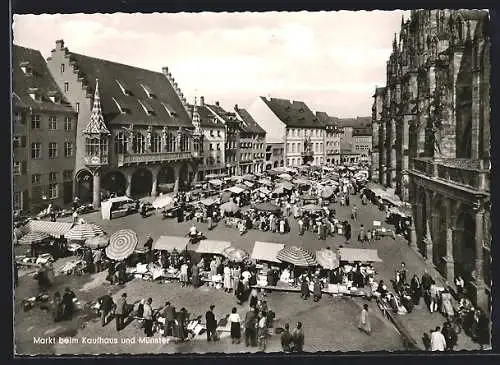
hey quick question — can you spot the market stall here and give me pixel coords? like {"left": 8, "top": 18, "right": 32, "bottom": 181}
{"left": 65, "top": 223, "right": 106, "bottom": 242}
{"left": 251, "top": 241, "right": 284, "bottom": 263}
{"left": 101, "top": 196, "right": 135, "bottom": 220}
{"left": 23, "top": 220, "right": 73, "bottom": 238}
{"left": 153, "top": 236, "right": 189, "bottom": 252}
{"left": 251, "top": 202, "right": 281, "bottom": 215}
{"left": 195, "top": 240, "right": 231, "bottom": 255}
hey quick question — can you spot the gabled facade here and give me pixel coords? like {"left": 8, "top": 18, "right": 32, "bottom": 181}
{"left": 234, "top": 105, "right": 266, "bottom": 174}
{"left": 12, "top": 44, "right": 78, "bottom": 213}
{"left": 247, "top": 96, "right": 325, "bottom": 167}
{"left": 46, "top": 40, "right": 203, "bottom": 206}
{"left": 316, "top": 111, "right": 342, "bottom": 165}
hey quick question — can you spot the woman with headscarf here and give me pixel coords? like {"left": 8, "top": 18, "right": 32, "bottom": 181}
{"left": 300, "top": 275, "right": 310, "bottom": 300}
{"left": 232, "top": 265, "right": 241, "bottom": 295}
{"left": 313, "top": 278, "right": 322, "bottom": 302}
{"left": 358, "top": 304, "right": 371, "bottom": 335}
{"left": 224, "top": 264, "right": 232, "bottom": 293}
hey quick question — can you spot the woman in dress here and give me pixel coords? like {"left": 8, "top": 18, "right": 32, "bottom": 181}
{"left": 358, "top": 304, "right": 371, "bottom": 335}
{"left": 232, "top": 266, "right": 241, "bottom": 295}
{"left": 229, "top": 307, "right": 241, "bottom": 344}
{"left": 224, "top": 264, "right": 232, "bottom": 293}
{"left": 440, "top": 289, "right": 454, "bottom": 318}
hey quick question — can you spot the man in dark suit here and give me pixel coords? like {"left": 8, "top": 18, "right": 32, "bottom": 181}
{"left": 115, "top": 293, "right": 127, "bottom": 331}
{"left": 280, "top": 323, "right": 293, "bottom": 353}
{"left": 162, "top": 302, "right": 176, "bottom": 337}
{"left": 205, "top": 305, "right": 217, "bottom": 341}
{"left": 98, "top": 291, "right": 114, "bottom": 327}
{"left": 244, "top": 306, "right": 257, "bottom": 347}
{"left": 292, "top": 322, "right": 305, "bottom": 352}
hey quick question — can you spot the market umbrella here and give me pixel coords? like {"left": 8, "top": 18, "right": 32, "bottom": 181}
{"left": 242, "top": 174, "right": 256, "bottom": 181}
{"left": 272, "top": 186, "right": 285, "bottom": 195}
{"left": 220, "top": 201, "right": 239, "bottom": 214}
{"left": 152, "top": 195, "right": 173, "bottom": 209}
{"left": 277, "top": 181, "right": 294, "bottom": 190}
{"left": 220, "top": 191, "right": 232, "bottom": 203}
{"left": 106, "top": 229, "right": 138, "bottom": 261}
{"left": 302, "top": 204, "right": 323, "bottom": 213}
{"left": 258, "top": 178, "right": 273, "bottom": 186}
{"left": 278, "top": 173, "right": 292, "bottom": 181}
{"left": 222, "top": 246, "right": 249, "bottom": 263}
{"left": 293, "top": 178, "right": 310, "bottom": 185}
{"left": 85, "top": 235, "right": 110, "bottom": 249}
{"left": 18, "top": 231, "right": 51, "bottom": 245}
{"left": 316, "top": 249, "right": 339, "bottom": 270}
{"left": 65, "top": 224, "right": 105, "bottom": 241}
{"left": 208, "top": 179, "right": 223, "bottom": 186}
{"left": 321, "top": 187, "right": 334, "bottom": 199}
{"left": 252, "top": 202, "right": 281, "bottom": 214}
{"left": 276, "top": 246, "right": 316, "bottom": 267}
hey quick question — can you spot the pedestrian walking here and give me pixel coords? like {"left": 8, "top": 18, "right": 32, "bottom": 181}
{"left": 300, "top": 276, "right": 310, "bottom": 300}
{"left": 280, "top": 323, "right": 293, "bottom": 353}
{"left": 358, "top": 304, "right": 371, "bottom": 335}
{"left": 410, "top": 274, "right": 422, "bottom": 305}
{"left": 115, "top": 293, "right": 127, "bottom": 331}
{"left": 205, "top": 305, "right": 218, "bottom": 342}
{"left": 143, "top": 298, "right": 154, "bottom": 337}
{"left": 313, "top": 278, "right": 322, "bottom": 302}
{"left": 98, "top": 291, "right": 114, "bottom": 327}
{"left": 430, "top": 326, "right": 446, "bottom": 351}
{"left": 291, "top": 322, "right": 305, "bottom": 352}
{"left": 244, "top": 306, "right": 257, "bottom": 347}
{"left": 441, "top": 322, "right": 458, "bottom": 351}
{"left": 229, "top": 307, "right": 241, "bottom": 344}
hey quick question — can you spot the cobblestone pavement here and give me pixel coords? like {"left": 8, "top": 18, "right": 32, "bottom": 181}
{"left": 15, "top": 191, "right": 482, "bottom": 353}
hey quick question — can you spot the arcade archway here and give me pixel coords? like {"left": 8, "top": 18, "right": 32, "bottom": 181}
{"left": 76, "top": 169, "right": 93, "bottom": 203}
{"left": 102, "top": 170, "right": 127, "bottom": 196}
{"left": 131, "top": 168, "right": 153, "bottom": 197}
{"left": 431, "top": 197, "right": 447, "bottom": 275}
{"left": 179, "top": 164, "right": 189, "bottom": 191}
{"left": 454, "top": 208, "right": 476, "bottom": 282}
{"left": 157, "top": 166, "right": 175, "bottom": 193}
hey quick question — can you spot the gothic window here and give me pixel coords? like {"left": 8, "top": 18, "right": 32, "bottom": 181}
{"left": 133, "top": 133, "right": 146, "bottom": 154}
{"left": 114, "top": 132, "right": 127, "bottom": 154}
{"left": 151, "top": 133, "right": 162, "bottom": 153}
{"left": 86, "top": 138, "right": 100, "bottom": 156}
{"left": 166, "top": 132, "right": 175, "bottom": 152}
{"left": 100, "top": 138, "right": 108, "bottom": 155}
{"left": 180, "top": 135, "right": 189, "bottom": 152}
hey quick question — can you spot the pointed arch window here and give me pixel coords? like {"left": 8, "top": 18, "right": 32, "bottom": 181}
{"left": 165, "top": 132, "right": 176, "bottom": 152}
{"left": 133, "top": 133, "right": 146, "bottom": 154}
{"left": 180, "top": 134, "right": 189, "bottom": 152}
{"left": 86, "top": 138, "right": 100, "bottom": 156}
{"left": 114, "top": 132, "right": 127, "bottom": 154}
{"left": 151, "top": 133, "right": 162, "bottom": 153}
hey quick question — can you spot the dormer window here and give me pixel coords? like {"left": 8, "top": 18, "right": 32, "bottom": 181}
{"left": 161, "top": 102, "right": 176, "bottom": 117}
{"left": 112, "top": 97, "right": 130, "bottom": 114}
{"left": 47, "top": 91, "right": 60, "bottom": 104}
{"left": 20, "top": 61, "right": 33, "bottom": 76}
{"left": 28, "top": 88, "right": 41, "bottom": 102}
{"left": 138, "top": 100, "right": 155, "bottom": 115}
{"left": 140, "top": 84, "right": 155, "bottom": 99}
{"left": 115, "top": 80, "right": 132, "bottom": 96}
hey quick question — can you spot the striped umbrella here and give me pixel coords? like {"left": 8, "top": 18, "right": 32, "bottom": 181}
{"left": 220, "top": 201, "right": 239, "bottom": 214}
{"left": 106, "top": 229, "right": 138, "bottom": 261}
{"left": 276, "top": 246, "right": 317, "bottom": 267}
{"left": 18, "top": 231, "right": 51, "bottom": 245}
{"left": 222, "top": 246, "right": 249, "bottom": 263}
{"left": 85, "top": 235, "right": 110, "bottom": 249}
{"left": 65, "top": 224, "right": 105, "bottom": 241}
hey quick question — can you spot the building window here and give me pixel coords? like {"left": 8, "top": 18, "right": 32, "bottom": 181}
{"left": 151, "top": 133, "right": 162, "bottom": 153}
{"left": 31, "top": 115, "right": 41, "bottom": 129}
{"left": 13, "top": 191, "right": 23, "bottom": 211}
{"left": 64, "top": 117, "right": 72, "bottom": 130}
{"left": 287, "top": 158, "right": 290, "bottom": 166}
{"left": 14, "top": 111, "right": 25, "bottom": 124}
{"left": 13, "top": 135, "right": 26, "bottom": 148}
{"left": 64, "top": 82, "right": 69, "bottom": 92}
{"left": 32, "top": 173, "right": 41, "bottom": 184}
{"left": 217, "top": 130, "right": 221, "bottom": 137}
{"left": 114, "top": 132, "right": 127, "bottom": 154}
{"left": 48, "top": 116, "right": 57, "bottom": 130}
{"left": 13, "top": 162, "right": 21, "bottom": 175}
{"left": 133, "top": 133, "right": 146, "bottom": 154}
{"left": 292, "top": 143, "right": 296, "bottom": 153}
{"left": 210, "top": 130, "right": 214, "bottom": 137}
{"left": 85, "top": 138, "right": 101, "bottom": 156}
{"left": 49, "top": 142, "right": 58, "bottom": 158}
{"left": 64, "top": 142, "right": 73, "bottom": 157}
{"left": 63, "top": 170, "right": 73, "bottom": 181}
{"left": 76, "top": 103, "right": 80, "bottom": 113}
{"left": 49, "top": 184, "right": 58, "bottom": 199}
{"left": 60, "top": 64, "right": 65, "bottom": 73}
{"left": 216, "top": 143, "right": 221, "bottom": 151}
{"left": 49, "top": 172, "right": 58, "bottom": 182}
{"left": 31, "top": 142, "right": 41, "bottom": 159}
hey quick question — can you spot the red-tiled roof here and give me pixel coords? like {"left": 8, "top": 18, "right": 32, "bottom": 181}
{"left": 261, "top": 97, "right": 324, "bottom": 128}
{"left": 12, "top": 44, "right": 75, "bottom": 113}
{"left": 66, "top": 52, "right": 192, "bottom": 127}
{"left": 235, "top": 107, "right": 266, "bottom": 135}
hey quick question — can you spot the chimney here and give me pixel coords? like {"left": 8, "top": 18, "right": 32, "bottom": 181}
{"left": 162, "top": 66, "right": 169, "bottom": 75}
{"left": 234, "top": 104, "right": 238, "bottom": 110}
{"left": 215, "top": 101, "right": 220, "bottom": 107}
{"left": 56, "top": 39, "right": 65, "bottom": 49}
{"left": 200, "top": 96, "right": 205, "bottom": 106}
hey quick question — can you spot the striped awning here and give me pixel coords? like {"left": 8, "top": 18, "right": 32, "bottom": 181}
{"left": 25, "top": 220, "right": 73, "bottom": 238}
{"left": 276, "top": 246, "right": 317, "bottom": 267}
{"left": 66, "top": 223, "right": 105, "bottom": 241}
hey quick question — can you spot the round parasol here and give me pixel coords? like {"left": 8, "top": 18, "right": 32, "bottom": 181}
{"left": 65, "top": 223, "right": 105, "bottom": 241}
{"left": 220, "top": 191, "right": 232, "bottom": 203}
{"left": 152, "top": 195, "right": 173, "bottom": 209}
{"left": 278, "top": 173, "right": 292, "bottom": 181}
{"left": 222, "top": 246, "right": 249, "bottom": 262}
{"left": 276, "top": 246, "right": 316, "bottom": 267}
{"left": 316, "top": 249, "right": 339, "bottom": 270}
{"left": 272, "top": 186, "right": 285, "bottom": 195}
{"left": 277, "top": 181, "right": 294, "bottom": 190}
{"left": 293, "top": 178, "right": 310, "bottom": 185}
{"left": 220, "top": 201, "right": 239, "bottom": 214}
{"left": 18, "top": 231, "right": 51, "bottom": 245}
{"left": 242, "top": 174, "right": 256, "bottom": 181}
{"left": 252, "top": 202, "right": 281, "bottom": 214}
{"left": 106, "top": 229, "right": 138, "bottom": 261}
{"left": 321, "top": 187, "right": 334, "bottom": 199}
{"left": 85, "top": 235, "right": 110, "bottom": 249}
